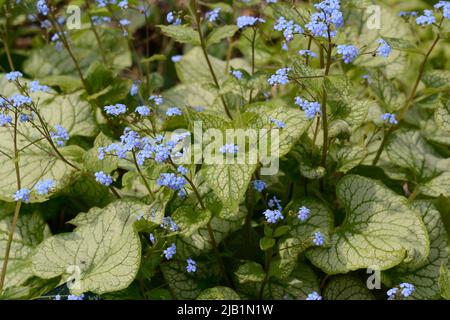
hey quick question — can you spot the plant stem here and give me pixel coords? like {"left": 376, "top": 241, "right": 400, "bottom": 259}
{"left": 86, "top": 1, "right": 109, "bottom": 66}
{"left": 132, "top": 151, "right": 155, "bottom": 201}
{"left": 320, "top": 38, "right": 333, "bottom": 167}
{"left": 372, "top": 31, "right": 441, "bottom": 166}
{"left": 258, "top": 246, "right": 273, "bottom": 300}
{"left": 190, "top": 0, "right": 233, "bottom": 120}
{"left": 249, "top": 28, "right": 257, "bottom": 103}
{"left": 0, "top": 112, "right": 22, "bottom": 292}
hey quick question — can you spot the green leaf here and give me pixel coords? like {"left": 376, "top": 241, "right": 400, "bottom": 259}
{"left": 435, "top": 100, "right": 450, "bottom": 134}
{"left": 277, "top": 198, "right": 334, "bottom": 278}
{"left": 306, "top": 175, "right": 429, "bottom": 274}
{"left": 172, "top": 206, "right": 211, "bottom": 237}
{"left": 267, "top": 263, "right": 320, "bottom": 300}
{"left": 197, "top": 286, "right": 240, "bottom": 300}
{"left": 83, "top": 132, "right": 118, "bottom": 174}
{"left": 439, "top": 266, "right": 450, "bottom": 300}
{"left": 323, "top": 276, "right": 376, "bottom": 300}
{"left": 158, "top": 25, "right": 201, "bottom": 45}
{"left": 0, "top": 212, "right": 51, "bottom": 290}
{"left": 260, "top": 237, "right": 275, "bottom": 251}
{"left": 0, "top": 76, "right": 95, "bottom": 201}
{"left": 235, "top": 261, "right": 266, "bottom": 284}
{"left": 202, "top": 163, "right": 257, "bottom": 211}
{"left": 385, "top": 201, "right": 448, "bottom": 299}
{"left": 273, "top": 226, "right": 289, "bottom": 238}
{"left": 32, "top": 200, "right": 141, "bottom": 295}
{"left": 423, "top": 70, "right": 450, "bottom": 89}
{"left": 206, "top": 25, "right": 238, "bottom": 47}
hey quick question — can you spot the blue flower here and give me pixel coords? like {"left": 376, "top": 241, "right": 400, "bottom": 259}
{"left": 163, "top": 243, "right": 177, "bottom": 260}
{"left": 416, "top": 10, "right": 436, "bottom": 25}
{"left": 157, "top": 173, "right": 186, "bottom": 191}
{"left": 263, "top": 209, "right": 284, "bottom": 224}
{"left": 5, "top": 71, "right": 23, "bottom": 81}
{"left": 95, "top": 171, "right": 113, "bottom": 186}
{"left": 252, "top": 180, "right": 266, "bottom": 192}
{"left": 149, "top": 95, "right": 164, "bottom": 105}
{"left": 161, "top": 216, "right": 179, "bottom": 232}
{"left": 30, "top": 80, "right": 50, "bottom": 93}
{"left": 337, "top": 44, "right": 359, "bottom": 64}
{"left": 37, "top": 0, "right": 49, "bottom": 16}
{"left": 13, "top": 188, "right": 31, "bottom": 203}
{"left": 273, "top": 17, "right": 303, "bottom": 42}
{"left": 399, "top": 11, "right": 418, "bottom": 17}
{"left": 119, "top": 19, "right": 130, "bottom": 26}
{"left": 231, "top": 70, "right": 243, "bottom": 79}
{"left": 130, "top": 82, "right": 139, "bottom": 96}
{"left": 267, "top": 68, "right": 291, "bottom": 86}
{"left": 236, "top": 16, "right": 265, "bottom": 29}
{"left": 118, "top": 0, "right": 128, "bottom": 9}
{"left": 387, "top": 287, "right": 398, "bottom": 300}
{"left": 135, "top": 105, "right": 150, "bottom": 116}
{"left": 166, "top": 107, "right": 182, "bottom": 116}
{"left": 295, "top": 97, "right": 322, "bottom": 119}
{"left": 306, "top": 292, "right": 322, "bottom": 300}
{"left": 177, "top": 165, "right": 188, "bottom": 175}
{"left": 381, "top": 113, "right": 398, "bottom": 125}
{"left": 269, "top": 117, "right": 285, "bottom": 129}
{"left": 313, "top": 231, "right": 325, "bottom": 246}
{"left": 104, "top": 104, "right": 127, "bottom": 116}
{"left": 268, "top": 196, "right": 282, "bottom": 211}
{"left": 377, "top": 39, "right": 392, "bottom": 58}
{"left": 10, "top": 94, "right": 32, "bottom": 108}
{"left": 186, "top": 258, "right": 197, "bottom": 273}
{"left": 206, "top": 8, "right": 221, "bottom": 22}
{"left": 67, "top": 294, "right": 84, "bottom": 300}
{"left": 50, "top": 125, "right": 69, "bottom": 147}
{"left": 305, "top": 0, "right": 343, "bottom": 38}
{"left": 435, "top": 1, "right": 450, "bottom": 19}
{"left": 171, "top": 55, "right": 182, "bottom": 63}
{"left": 399, "top": 283, "right": 415, "bottom": 298}
{"left": 34, "top": 179, "right": 56, "bottom": 195}
{"left": 219, "top": 144, "right": 239, "bottom": 155}
{"left": 149, "top": 233, "right": 155, "bottom": 244}
{"left": 167, "top": 12, "right": 181, "bottom": 25}
{"left": 0, "top": 114, "right": 12, "bottom": 127}
{"left": 297, "top": 206, "right": 310, "bottom": 222}
{"left": 299, "top": 49, "right": 317, "bottom": 58}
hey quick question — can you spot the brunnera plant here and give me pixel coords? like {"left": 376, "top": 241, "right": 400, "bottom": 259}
{"left": 0, "top": 0, "right": 449, "bottom": 301}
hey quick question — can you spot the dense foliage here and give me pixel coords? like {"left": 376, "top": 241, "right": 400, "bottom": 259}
{"left": 0, "top": 0, "right": 450, "bottom": 300}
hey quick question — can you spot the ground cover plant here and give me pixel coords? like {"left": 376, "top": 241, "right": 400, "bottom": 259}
{"left": 0, "top": 0, "right": 450, "bottom": 301}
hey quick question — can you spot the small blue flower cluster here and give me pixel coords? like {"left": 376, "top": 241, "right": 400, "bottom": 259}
{"left": 206, "top": 8, "right": 221, "bottom": 22}
{"left": 37, "top": 0, "right": 49, "bottom": 16}
{"left": 0, "top": 114, "right": 12, "bottom": 127}
{"left": 435, "top": 1, "right": 450, "bottom": 19}
{"left": 95, "top": 171, "right": 113, "bottom": 186}
{"left": 30, "top": 80, "right": 50, "bottom": 93}
{"left": 268, "top": 196, "right": 282, "bottom": 211}
{"left": 274, "top": 17, "right": 303, "bottom": 42}
{"left": 336, "top": 45, "right": 359, "bottom": 64}
{"left": 157, "top": 173, "right": 186, "bottom": 192}
{"left": 387, "top": 283, "right": 415, "bottom": 300}
{"left": 299, "top": 49, "right": 317, "bottom": 58}
{"left": 381, "top": 113, "right": 398, "bottom": 125}
{"left": 104, "top": 104, "right": 127, "bottom": 116}
{"left": 416, "top": 10, "right": 436, "bottom": 25}
{"left": 269, "top": 117, "right": 286, "bottom": 129}
{"left": 5, "top": 71, "right": 23, "bottom": 81}
{"left": 231, "top": 70, "right": 243, "bottom": 79}
{"left": 236, "top": 16, "right": 265, "bottom": 29}
{"left": 295, "top": 97, "right": 322, "bottom": 119}
{"left": 14, "top": 188, "right": 31, "bottom": 203}
{"left": 377, "top": 39, "right": 392, "bottom": 58}
{"left": 306, "top": 292, "right": 322, "bottom": 300}
{"left": 305, "top": 0, "right": 343, "bottom": 38}
{"left": 164, "top": 243, "right": 177, "bottom": 260}
{"left": 149, "top": 95, "right": 164, "bottom": 106}
{"left": 135, "top": 105, "right": 150, "bottom": 116}
{"left": 161, "top": 216, "right": 179, "bottom": 232}
{"left": 130, "top": 82, "right": 139, "bottom": 96}
{"left": 252, "top": 180, "right": 266, "bottom": 192}
{"left": 10, "top": 94, "right": 32, "bottom": 108}
{"left": 186, "top": 258, "right": 197, "bottom": 273}
{"left": 219, "top": 144, "right": 239, "bottom": 155}
{"left": 50, "top": 125, "right": 69, "bottom": 147}
{"left": 166, "top": 107, "right": 182, "bottom": 117}
{"left": 167, "top": 12, "right": 182, "bottom": 25}
{"left": 313, "top": 231, "right": 324, "bottom": 246}
{"left": 35, "top": 179, "right": 56, "bottom": 195}
{"left": 399, "top": 11, "right": 418, "bottom": 17}
{"left": 267, "top": 68, "right": 291, "bottom": 86}
{"left": 297, "top": 206, "right": 310, "bottom": 222}
{"left": 263, "top": 209, "right": 284, "bottom": 224}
